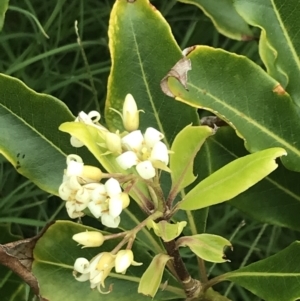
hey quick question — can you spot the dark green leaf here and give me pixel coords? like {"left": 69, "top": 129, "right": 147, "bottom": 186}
{"left": 224, "top": 241, "right": 300, "bottom": 301}
{"left": 0, "top": 74, "right": 95, "bottom": 195}
{"left": 234, "top": 0, "right": 300, "bottom": 105}
{"left": 105, "top": 0, "right": 199, "bottom": 148}
{"left": 164, "top": 46, "right": 300, "bottom": 171}
{"left": 179, "top": 0, "right": 253, "bottom": 40}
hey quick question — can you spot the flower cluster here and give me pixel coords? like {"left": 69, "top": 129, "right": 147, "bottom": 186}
{"left": 68, "top": 94, "right": 170, "bottom": 180}
{"left": 59, "top": 155, "right": 129, "bottom": 228}
{"left": 73, "top": 249, "right": 142, "bottom": 293}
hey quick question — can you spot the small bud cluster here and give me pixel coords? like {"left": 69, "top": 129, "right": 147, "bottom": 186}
{"left": 59, "top": 155, "right": 129, "bottom": 227}
{"left": 72, "top": 231, "right": 142, "bottom": 293}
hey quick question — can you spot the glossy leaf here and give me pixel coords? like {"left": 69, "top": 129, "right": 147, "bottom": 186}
{"left": 176, "top": 233, "right": 231, "bottom": 263}
{"left": 234, "top": 0, "right": 300, "bottom": 105}
{"left": 178, "top": 147, "right": 286, "bottom": 210}
{"left": 224, "top": 241, "right": 300, "bottom": 301}
{"left": 0, "top": 74, "right": 94, "bottom": 195}
{"left": 195, "top": 126, "right": 300, "bottom": 231}
{"left": 169, "top": 125, "right": 214, "bottom": 195}
{"left": 179, "top": 0, "right": 253, "bottom": 40}
{"left": 164, "top": 46, "right": 300, "bottom": 172}
{"left": 32, "top": 221, "right": 183, "bottom": 301}
{"left": 0, "top": 0, "right": 9, "bottom": 31}
{"left": 105, "top": 0, "right": 199, "bottom": 149}
{"left": 59, "top": 122, "right": 119, "bottom": 173}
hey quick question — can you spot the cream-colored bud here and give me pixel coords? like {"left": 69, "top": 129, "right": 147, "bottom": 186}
{"left": 105, "top": 132, "right": 122, "bottom": 154}
{"left": 72, "top": 231, "right": 105, "bottom": 248}
{"left": 120, "top": 192, "right": 130, "bottom": 209}
{"left": 96, "top": 252, "right": 116, "bottom": 271}
{"left": 81, "top": 166, "right": 102, "bottom": 182}
{"left": 115, "top": 249, "right": 142, "bottom": 274}
{"left": 122, "top": 94, "right": 139, "bottom": 132}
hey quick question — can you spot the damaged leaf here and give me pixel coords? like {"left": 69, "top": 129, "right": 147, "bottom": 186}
{"left": 160, "top": 57, "right": 192, "bottom": 97}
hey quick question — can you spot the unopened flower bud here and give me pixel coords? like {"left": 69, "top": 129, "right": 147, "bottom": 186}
{"left": 81, "top": 166, "right": 103, "bottom": 182}
{"left": 96, "top": 252, "right": 116, "bottom": 271}
{"left": 120, "top": 192, "right": 130, "bottom": 209}
{"left": 72, "top": 231, "right": 105, "bottom": 248}
{"left": 115, "top": 249, "right": 142, "bottom": 274}
{"left": 105, "top": 132, "right": 122, "bottom": 154}
{"left": 122, "top": 94, "right": 139, "bottom": 132}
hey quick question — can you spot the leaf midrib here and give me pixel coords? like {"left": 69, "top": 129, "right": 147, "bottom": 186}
{"left": 186, "top": 82, "right": 300, "bottom": 157}
{"left": 0, "top": 102, "right": 66, "bottom": 156}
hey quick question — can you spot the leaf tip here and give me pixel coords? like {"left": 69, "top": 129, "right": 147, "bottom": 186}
{"left": 273, "top": 84, "right": 286, "bottom": 95}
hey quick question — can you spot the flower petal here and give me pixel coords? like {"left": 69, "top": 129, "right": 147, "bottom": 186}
{"left": 91, "top": 184, "right": 107, "bottom": 202}
{"left": 115, "top": 250, "right": 133, "bottom": 274}
{"left": 105, "top": 178, "right": 121, "bottom": 196}
{"left": 101, "top": 213, "right": 120, "bottom": 228}
{"left": 116, "top": 151, "right": 139, "bottom": 169}
{"left": 136, "top": 161, "right": 156, "bottom": 179}
{"left": 88, "top": 201, "right": 103, "bottom": 218}
{"left": 150, "top": 141, "right": 169, "bottom": 165}
{"left": 66, "top": 201, "right": 84, "bottom": 219}
{"left": 66, "top": 160, "right": 84, "bottom": 177}
{"left": 74, "top": 257, "right": 90, "bottom": 273}
{"left": 58, "top": 182, "right": 72, "bottom": 201}
{"left": 121, "top": 130, "right": 143, "bottom": 150}
{"left": 144, "top": 127, "right": 164, "bottom": 147}
{"left": 109, "top": 196, "right": 123, "bottom": 218}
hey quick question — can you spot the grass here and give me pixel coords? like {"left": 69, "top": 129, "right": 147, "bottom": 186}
{"left": 0, "top": 1, "right": 298, "bottom": 301}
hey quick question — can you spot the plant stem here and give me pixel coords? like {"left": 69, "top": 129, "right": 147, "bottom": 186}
{"left": 164, "top": 239, "right": 201, "bottom": 298}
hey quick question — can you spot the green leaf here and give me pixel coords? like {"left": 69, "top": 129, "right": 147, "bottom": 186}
{"left": 178, "top": 0, "right": 253, "bottom": 40}
{"left": 178, "top": 147, "right": 286, "bottom": 210}
{"left": 234, "top": 0, "right": 300, "bottom": 105}
{"left": 0, "top": 0, "right": 9, "bottom": 31}
{"left": 224, "top": 241, "right": 300, "bottom": 301}
{"left": 193, "top": 125, "right": 300, "bottom": 231}
{"left": 32, "top": 221, "right": 183, "bottom": 301}
{"left": 164, "top": 46, "right": 300, "bottom": 172}
{"left": 176, "top": 233, "right": 231, "bottom": 263}
{"left": 0, "top": 74, "right": 74, "bottom": 194}
{"left": 147, "top": 220, "right": 187, "bottom": 242}
{"left": 138, "top": 254, "right": 172, "bottom": 298}
{"left": 59, "top": 122, "right": 119, "bottom": 173}
{"left": 105, "top": 0, "right": 199, "bottom": 148}
{"left": 169, "top": 125, "right": 214, "bottom": 195}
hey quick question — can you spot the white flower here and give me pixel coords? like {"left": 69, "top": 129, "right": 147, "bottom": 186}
{"left": 73, "top": 252, "right": 115, "bottom": 293}
{"left": 59, "top": 155, "right": 103, "bottom": 219}
{"left": 73, "top": 250, "right": 142, "bottom": 293}
{"left": 87, "top": 178, "right": 129, "bottom": 228}
{"left": 70, "top": 111, "right": 108, "bottom": 148}
{"left": 116, "top": 127, "right": 169, "bottom": 179}
{"left": 115, "top": 250, "right": 142, "bottom": 274}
